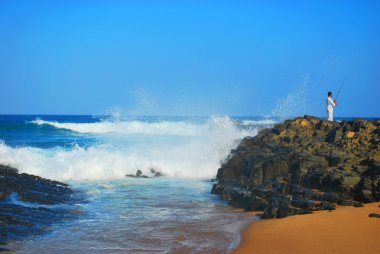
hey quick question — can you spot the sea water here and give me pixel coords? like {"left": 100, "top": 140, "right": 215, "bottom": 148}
{"left": 0, "top": 115, "right": 275, "bottom": 253}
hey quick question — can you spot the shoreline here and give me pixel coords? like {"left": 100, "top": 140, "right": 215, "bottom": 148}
{"left": 233, "top": 202, "right": 380, "bottom": 254}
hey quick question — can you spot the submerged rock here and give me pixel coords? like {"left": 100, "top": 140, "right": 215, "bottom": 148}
{"left": 212, "top": 116, "right": 380, "bottom": 219}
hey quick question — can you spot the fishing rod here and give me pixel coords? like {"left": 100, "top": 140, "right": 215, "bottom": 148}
{"left": 335, "top": 69, "right": 350, "bottom": 100}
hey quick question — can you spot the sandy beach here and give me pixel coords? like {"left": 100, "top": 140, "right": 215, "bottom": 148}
{"left": 233, "top": 202, "right": 380, "bottom": 254}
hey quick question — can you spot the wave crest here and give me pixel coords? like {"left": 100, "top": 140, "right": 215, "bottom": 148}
{"left": 3, "top": 116, "right": 266, "bottom": 181}
{"left": 31, "top": 119, "right": 205, "bottom": 136}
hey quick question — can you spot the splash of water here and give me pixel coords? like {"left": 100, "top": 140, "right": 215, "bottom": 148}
{"left": 1, "top": 116, "right": 259, "bottom": 181}
{"left": 267, "top": 74, "right": 309, "bottom": 119}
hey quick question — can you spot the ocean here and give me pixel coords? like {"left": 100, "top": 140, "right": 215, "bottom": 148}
{"left": 0, "top": 114, "right": 276, "bottom": 253}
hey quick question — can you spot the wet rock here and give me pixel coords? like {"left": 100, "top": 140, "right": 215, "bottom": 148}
{"left": 211, "top": 184, "right": 224, "bottom": 195}
{"left": 338, "top": 199, "right": 354, "bottom": 206}
{"left": 125, "top": 171, "right": 144, "bottom": 178}
{"left": 368, "top": 213, "right": 380, "bottom": 218}
{"left": 0, "top": 164, "right": 79, "bottom": 245}
{"left": 150, "top": 168, "right": 163, "bottom": 177}
{"left": 211, "top": 116, "right": 380, "bottom": 219}
{"left": 262, "top": 198, "right": 297, "bottom": 219}
{"left": 0, "top": 165, "right": 73, "bottom": 205}
{"left": 316, "top": 202, "right": 336, "bottom": 211}
{"left": 291, "top": 199, "right": 317, "bottom": 210}
{"left": 0, "top": 165, "right": 18, "bottom": 174}
{"left": 125, "top": 169, "right": 163, "bottom": 178}
{"left": 322, "top": 193, "right": 340, "bottom": 203}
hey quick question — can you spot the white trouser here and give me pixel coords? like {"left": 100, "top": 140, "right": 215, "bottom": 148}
{"left": 327, "top": 107, "right": 333, "bottom": 121}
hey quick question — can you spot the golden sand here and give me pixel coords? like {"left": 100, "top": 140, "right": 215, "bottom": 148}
{"left": 233, "top": 202, "right": 380, "bottom": 254}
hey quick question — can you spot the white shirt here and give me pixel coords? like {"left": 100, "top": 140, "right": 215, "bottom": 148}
{"left": 327, "top": 97, "right": 335, "bottom": 110}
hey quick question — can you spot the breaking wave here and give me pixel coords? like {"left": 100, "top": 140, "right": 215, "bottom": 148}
{"left": 31, "top": 119, "right": 204, "bottom": 136}
{"left": 1, "top": 116, "right": 267, "bottom": 181}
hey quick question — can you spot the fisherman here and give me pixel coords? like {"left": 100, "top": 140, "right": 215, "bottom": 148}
{"left": 326, "top": 91, "right": 337, "bottom": 121}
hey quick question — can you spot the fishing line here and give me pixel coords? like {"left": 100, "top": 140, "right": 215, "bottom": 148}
{"left": 336, "top": 68, "right": 350, "bottom": 100}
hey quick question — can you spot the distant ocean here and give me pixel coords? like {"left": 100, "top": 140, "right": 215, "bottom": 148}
{"left": 0, "top": 114, "right": 361, "bottom": 253}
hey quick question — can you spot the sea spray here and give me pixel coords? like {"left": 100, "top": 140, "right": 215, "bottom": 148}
{"left": 268, "top": 74, "right": 309, "bottom": 119}
{"left": 1, "top": 116, "right": 263, "bottom": 181}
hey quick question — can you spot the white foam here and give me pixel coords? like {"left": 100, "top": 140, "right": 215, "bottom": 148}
{"left": 31, "top": 119, "right": 205, "bottom": 136}
{"left": 2, "top": 116, "right": 259, "bottom": 181}
{"left": 241, "top": 119, "right": 276, "bottom": 126}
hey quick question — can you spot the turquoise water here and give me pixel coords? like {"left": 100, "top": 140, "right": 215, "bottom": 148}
{"left": 0, "top": 115, "right": 270, "bottom": 253}
{"left": 8, "top": 179, "right": 256, "bottom": 253}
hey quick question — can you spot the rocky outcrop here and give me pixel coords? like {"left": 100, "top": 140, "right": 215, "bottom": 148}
{"left": 125, "top": 168, "right": 163, "bottom": 178}
{"left": 0, "top": 165, "right": 80, "bottom": 248}
{"left": 212, "top": 116, "right": 380, "bottom": 219}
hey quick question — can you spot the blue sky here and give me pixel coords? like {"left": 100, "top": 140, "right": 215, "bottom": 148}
{"left": 0, "top": 0, "right": 379, "bottom": 117}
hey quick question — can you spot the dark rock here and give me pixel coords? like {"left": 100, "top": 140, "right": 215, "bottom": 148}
{"left": 211, "top": 184, "right": 224, "bottom": 195}
{"left": 316, "top": 202, "right": 336, "bottom": 211}
{"left": 0, "top": 165, "right": 18, "bottom": 174}
{"left": 328, "top": 152, "right": 350, "bottom": 166}
{"left": 326, "top": 129, "right": 343, "bottom": 143}
{"left": 303, "top": 173, "right": 324, "bottom": 189}
{"left": 262, "top": 198, "right": 297, "bottom": 219}
{"left": 154, "top": 172, "right": 163, "bottom": 177}
{"left": 354, "top": 202, "right": 364, "bottom": 207}
{"left": 246, "top": 196, "right": 267, "bottom": 211}
{"left": 150, "top": 168, "right": 163, "bottom": 177}
{"left": 229, "top": 191, "right": 253, "bottom": 210}
{"left": 211, "top": 116, "right": 380, "bottom": 219}
{"left": 291, "top": 199, "right": 316, "bottom": 210}
{"left": 0, "top": 166, "right": 72, "bottom": 205}
{"left": 368, "top": 213, "right": 380, "bottom": 218}
{"left": 125, "top": 169, "right": 163, "bottom": 178}
{"left": 322, "top": 193, "right": 340, "bottom": 203}
{"left": 0, "top": 164, "right": 79, "bottom": 246}
{"left": 338, "top": 199, "right": 354, "bottom": 206}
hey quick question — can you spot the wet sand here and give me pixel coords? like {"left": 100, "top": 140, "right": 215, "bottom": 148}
{"left": 233, "top": 202, "right": 380, "bottom": 254}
